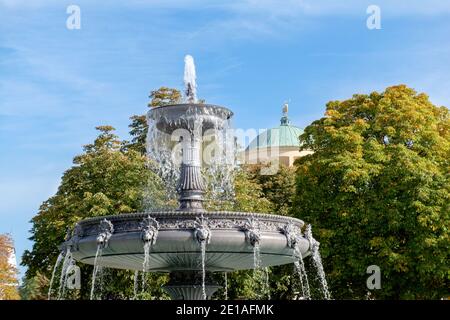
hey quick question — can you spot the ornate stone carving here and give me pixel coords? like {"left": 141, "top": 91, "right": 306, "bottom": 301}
{"left": 242, "top": 217, "right": 261, "bottom": 246}
{"left": 73, "top": 211, "right": 305, "bottom": 238}
{"left": 140, "top": 215, "right": 160, "bottom": 245}
{"left": 67, "top": 223, "right": 83, "bottom": 251}
{"left": 282, "top": 222, "right": 301, "bottom": 249}
{"left": 194, "top": 216, "right": 211, "bottom": 244}
{"left": 305, "top": 224, "right": 319, "bottom": 252}
{"left": 96, "top": 219, "right": 114, "bottom": 248}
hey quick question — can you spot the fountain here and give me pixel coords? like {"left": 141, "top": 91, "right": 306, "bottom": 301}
{"left": 60, "top": 55, "right": 325, "bottom": 300}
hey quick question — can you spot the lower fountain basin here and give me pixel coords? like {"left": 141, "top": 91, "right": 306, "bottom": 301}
{"left": 68, "top": 211, "right": 310, "bottom": 272}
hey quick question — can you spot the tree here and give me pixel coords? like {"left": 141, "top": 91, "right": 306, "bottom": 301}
{"left": 22, "top": 126, "right": 167, "bottom": 299}
{"left": 126, "top": 115, "right": 148, "bottom": 155}
{"left": 245, "top": 164, "right": 296, "bottom": 216}
{"left": 204, "top": 168, "right": 273, "bottom": 213}
{"left": 292, "top": 85, "right": 450, "bottom": 299}
{"left": 19, "top": 272, "right": 48, "bottom": 300}
{"left": 127, "top": 87, "right": 182, "bottom": 155}
{"left": 148, "top": 87, "right": 181, "bottom": 108}
{"left": 0, "top": 234, "right": 20, "bottom": 300}
{"left": 238, "top": 164, "right": 301, "bottom": 299}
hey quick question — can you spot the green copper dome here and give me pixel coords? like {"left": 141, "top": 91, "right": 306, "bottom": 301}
{"left": 246, "top": 104, "right": 304, "bottom": 151}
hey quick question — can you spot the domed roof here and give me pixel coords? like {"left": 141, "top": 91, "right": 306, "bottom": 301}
{"left": 246, "top": 103, "right": 304, "bottom": 151}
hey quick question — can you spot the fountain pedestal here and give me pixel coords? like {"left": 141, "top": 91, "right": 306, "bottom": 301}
{"left": 177, "top": 132, "right": 206, "bottom": 212}
{"left": 163, "top": 271, "right": 220, "bottom": 300}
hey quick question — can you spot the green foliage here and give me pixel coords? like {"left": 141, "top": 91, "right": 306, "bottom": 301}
{"left": 292, "top": 85, "right": 450, "bottom": 299}
{"left": 245, "top": 164, "right": 296, "bottom": 215}
{"left": 148, "top": 87, "right": 181, "bottom": 108}
{"left": 204, "top": 168, "right": 276, "bottom": 300}
{"left": 21, "top": 125, "right": 167, "bottom": 299}
{"left": 229, "top": 165, "right": 298, "bottom": 300}
{"left": 127, "top": 87, "right": 182, "bottom": 155}
{"left": 0, "top": 234, "right": 20, "bottom": 299}
{"left": 127, "top": 115, "right": 148, "bottom": 155}
{"left": 204, "top": 168, "right": 273, "bottom": 213}
{"left": 19, "top": 272, "right": 48, "bottom": 300}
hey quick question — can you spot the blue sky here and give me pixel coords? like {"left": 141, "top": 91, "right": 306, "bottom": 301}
{"left": 1, "top": 0, "right": 450, "bottom": 278}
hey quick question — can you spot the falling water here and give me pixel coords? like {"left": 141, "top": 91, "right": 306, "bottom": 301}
{"left": 146, "top": 55, "right": 237, "bottom": 204}
{"left": 264, "top": 267, "right": 271, "bottom": 300}
{"left": 184, "top": 55, "right": 197, "bottom": 103}
{"left": 203, "top": 122, "right": 237, "bottom": 202}
{"left": 146, "top": 112, "right": 236, "bottom": 204}
{"left": 201, "top": 241, "right": 207, "bottom": 300}
{"left": 305, "top": 225, "right": 331, "bottom": 300}
{"left": 89, "top": 219, "right": 113, "bottom": 300}
{"left": 311, "top": 249, "right": 330, "bottom": 299}
{"left": 194, "top": 215, "right": 210, "bottom": 300}
{"left": 61, "top": 254, "right": 75, "bottom": 299}
{"left": 224, "top": 273, "right": 228, "bottom": 300}
{"left": 141, "top": 242, "right": 151, "bottom": 293}
{"left": 133, "top": 271, "right": 139, "bottom": 299}
{"left": 291, "top": 239, "right": 311, "bottom": 300}
{"left": 252, "top": 242, "right": 267, "bottom": 299}
{"left": 90, "top": 245, "right": 103, "bottom": 300}
{"left": 48, "top": 252, "right": 63, "bottom": 300}
{"left": 57, "top": 248, "right": 72, "bottom": 300}
{"left": 253, "top": 242, "right": 261, "bottom": 270}
{"left": 293, "top": 258, "right": 310, "bottom": 299}
{"left": 145, "top": 121, "right": 180, "bottom": 203}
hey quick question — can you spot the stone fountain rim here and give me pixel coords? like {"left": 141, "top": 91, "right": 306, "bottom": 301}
{"left": 74, "top": 210, "right": 304, "bottom": 228}
{"left": 148, "top": 103, "right": 234, "bottom": 118}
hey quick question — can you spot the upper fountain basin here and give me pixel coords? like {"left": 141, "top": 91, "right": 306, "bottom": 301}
{"left": 67, "top": 211, "right": 310, "bottom": 272}
{"left": 147, "top": 104, "right": 233, "bottom": 135}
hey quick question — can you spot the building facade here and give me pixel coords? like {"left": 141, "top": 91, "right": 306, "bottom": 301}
{"left": 242, "top": 103, "right": 312, "bottom": 167}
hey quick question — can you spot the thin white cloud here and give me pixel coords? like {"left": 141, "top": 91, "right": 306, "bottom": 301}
{"left": 2, "top": 0, "right": 450, "bottom": 15}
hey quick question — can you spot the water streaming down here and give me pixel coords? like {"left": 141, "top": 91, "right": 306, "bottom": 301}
{"left": 184, "top": 55, "right": 197, "bottom": 103}
{"left": 293, "top": 257, "right": 310, "bottom": 299}
{"left": 282, "top": 223, "right": 311, "bottom": 300}
{"left": 90, "top": 245, "right": 103, "bottom": 300}
{"left": 253, "top": 244, "right": 270, "bottom": 299}
{"left": 203, "top": 123, "right": 237, "bottom": 202}
{"left": 90, "top": 219, "right": 114, "bottom": 300}
{"left": 48, "top": 252, "right": 63, "bottom": 300}
{"left": 57, "top": 248, "right": 72, "bottom": 300}
{"left": 61, "top": 258, "right": 75, "bottom": 299}
{"left": 264, "top": 267, "right": 271, "bottom": 300}
{"left": 145, "top": 55, "right": 236, "bottom": 205}
{"left": 145, "top": 123, "right": 180, "bottom": 202}
{"left": 133, "top": 270, "right": 139, "bottom": 299}
{"left": 224, "top": 273, "right": 228, "bottom": 300}
{"left": 244, "top": 217, "right": 268, "bottom": 299}
{"left": 194, "top": 215, "right": 211, "bottom": 300}
{"left": 140, "top": 215, "right": 160, "bottom": 294}
{"left": 200, "top": 241, "right": 207, "bottom": 300}
{"left": 252, "top": 242, "right": 267, "bottom": 299}
{"left": 146, "top": 112, "right": 236, "bottom": 203}
{"left": 141, "top": 242, "right": 151, "bottom": 293}
{"left": 305, "top": 225, "right": 331, "bottom": 299}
